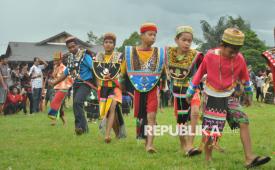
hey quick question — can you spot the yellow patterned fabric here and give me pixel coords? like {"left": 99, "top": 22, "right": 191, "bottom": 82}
{"left": 130, "top": 47, "right": 159, "bottom": 72}
{"left": 168, "top": 47, "right": 197, "bottom": 68}
{"left": 95, "top": 52, "right": 123, "bottom": 88}
{"left": 167, "top": 47, "right": 197, "bottom": 87}
{"left": 222, "top": 28, "right": 245, "bottom": 46}
{"left": 120, "top": 60, "right": 126, "bottom": 76}
{"left": 99, "top": 87, "right": 122, "bottom": 118}
{"left": 104, "top": 54, "right": 112, "bottom": 62}
{"left": 99, "top": 98, "right": 112, "bottom": 118}
{"left": 136, "top": 49, "right": 154, "bottom": 64}
{"left": 53, "top": 51, "right": 62, "bottom": 60}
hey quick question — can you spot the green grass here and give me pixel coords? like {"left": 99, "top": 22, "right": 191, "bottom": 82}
{"left": 0, "top": 101, "right": 274, "bottom": 170}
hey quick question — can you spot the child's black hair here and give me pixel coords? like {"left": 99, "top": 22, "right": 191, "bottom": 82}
{"left": 221, "top": 40, "right": 242, "bottom": 51}
{"left": 175, "top": 32, "right": 193, "bottom": 40}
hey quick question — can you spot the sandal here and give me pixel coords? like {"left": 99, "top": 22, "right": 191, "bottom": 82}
{"left": 186, "top": 148, "right": 202, "bottom": 157}
{"left": 75, "top": 128, "right": 84, "bottom": 136}
{"left": 245, "top": 156, "right": 271, "bottom": 169}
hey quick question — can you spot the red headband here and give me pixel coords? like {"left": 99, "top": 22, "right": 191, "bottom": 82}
{"left": 140, "top": 23, "right": 157, "bottom": 33}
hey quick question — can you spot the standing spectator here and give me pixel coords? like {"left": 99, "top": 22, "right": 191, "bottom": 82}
{"left": 264, "top": 68, "right": 274, "bottom": 104}
{"left": 0, "top": 56, "right": 13, "bottom": 88}
{"left": 248, "top": 65, "right": 256, "bottom": 88}
{"left": 11, "top": 65, "right": 21, "bottom": 88}
{"left": 45, "top": 70, "right": 55, "bottom": 107}
{"left": 0, "top": 55, "right": 9, "bottom": 114}
{"left": 28, "top": 57, "right": 48, "bottom": 113}
{"left": 0, "top": 71, "right": 6, "bottom": 114}
{"left": 20, "top": 64, "right": 33, "bottom": 114}
{"left": 255, "top": 71, "right": 264, "bottom": 102}
{"left": 0, "top": 56, "right": 11, "bottom": 88}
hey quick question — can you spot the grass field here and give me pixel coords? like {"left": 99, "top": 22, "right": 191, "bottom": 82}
{"left": 0, "top": 101, "right": 274, "bottom": 170}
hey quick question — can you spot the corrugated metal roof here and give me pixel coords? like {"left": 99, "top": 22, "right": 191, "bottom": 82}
{"left": 5, "top": 31, "right": 104, "bottom": 62}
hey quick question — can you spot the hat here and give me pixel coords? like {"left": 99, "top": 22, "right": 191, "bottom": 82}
{"left": 140, "top": 22, "right": 157, "bottom": 33}
{"left": 222, "top": 28, "right": 245, "bottom": 46}
{"left": 53, "top": 51, "right": 62, "bottom": 60}
{"left": 176, "top": 25, "right": 193, "bottom": 37}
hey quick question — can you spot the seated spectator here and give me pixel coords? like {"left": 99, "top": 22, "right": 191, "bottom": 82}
{"left": 4, "top": 86, "right": 24, "bottom": 115}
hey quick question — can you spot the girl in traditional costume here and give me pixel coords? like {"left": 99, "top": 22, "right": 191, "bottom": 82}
{"left": 93, "top": 33, "right": 126, "bottom": 143}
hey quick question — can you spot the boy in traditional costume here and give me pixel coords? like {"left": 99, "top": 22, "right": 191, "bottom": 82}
{"left": 166, "top": 26, "right": 204, "bottom": 156}
{"left": 93, "top": 33, "right": 126, "bottom": 143}
{"left": 48, "top": 52, "right": 73, "bottom": 125}
{"left": 123, "top": 23, "right": 165, "bottom": 153}
{"left": 49, "top": 37, "right": 96, "bottom": 135}
{"left": 186, "top": 28, "right": 271, "bottom": 168}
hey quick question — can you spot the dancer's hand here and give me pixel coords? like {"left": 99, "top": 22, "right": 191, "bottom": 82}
{"left": 103, "top": 73, "right": 111, "bottom": 80}
{"left": 48, "top": 79, "right": 55, "bottom": 87}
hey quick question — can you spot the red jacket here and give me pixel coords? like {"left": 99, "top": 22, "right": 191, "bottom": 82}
{"left": 5, "top": 92, "right": 23, "bottom": 107}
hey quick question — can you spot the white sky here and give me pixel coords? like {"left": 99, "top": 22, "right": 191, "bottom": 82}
{"left": 0, "top": 0, "right": 274, "bottom": 54}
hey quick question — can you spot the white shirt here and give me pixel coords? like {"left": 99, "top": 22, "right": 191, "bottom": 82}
{"left": 256, "top": 76, "right": 264, "bottom": 88}
{"left": 29, "top": 65, "right": 45, "bottom": 89}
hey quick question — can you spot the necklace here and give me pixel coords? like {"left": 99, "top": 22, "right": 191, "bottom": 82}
{"left": 176, "top": 48, "right": 188, "bottom": 61}
{"left": 104, "top": 53, "right": 114, "bottom": 63}
{"left": 219, "top": 50, "right": 234, "bottom": 89}
{"left": 102, "top": 53, "right": 114, "bottom": 76}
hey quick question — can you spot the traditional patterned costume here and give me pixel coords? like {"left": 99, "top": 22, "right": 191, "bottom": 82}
{"left": 93, "top": 33, "right": 126, "bottom": 138}
{"left": 85, "top": 89, "right": 99, "bottom": 121}
{"left": 186, "top": 28, "right": 253, "bottom": 142}
{"left": 124, "top": 23, "right": 166, "bottom": 139}
{"left": 48, "top": 52, "right": 73, "bottom": 121}
{"left": 226, "top": 84, "right": 249, "bottom": 130}
{"left": 63, "top": 37, "right": 96, "bottom": 133}
{"left": 262, "top": 30, "right": 275, "bottom": 104}
{"left": 166, "top": 26, "right": 204, "bottom": 125}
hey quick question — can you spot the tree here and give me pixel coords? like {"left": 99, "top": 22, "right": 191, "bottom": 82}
{"left": 198, "top": 16, "right": 230, "bottom": 53}
{"left": 87, "top": 31, "right": 104, "bottom": 45}
{"left": 197, "top": 16, "right": 251, "bottom": 53}
{"left": 241, "top": 30, "right": 267, "bottom": 71}
{"left": 117, "top": 32, "right": 141, "bottom": 52}
{"left": 197, "top": 15, "right": 267, "bottom": 71}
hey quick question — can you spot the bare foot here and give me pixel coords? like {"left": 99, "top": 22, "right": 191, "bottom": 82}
{"left": 105, "top": 136, "right": 111, "bottom": 144}
{"left": 61, "top": 117, "right": 66, "bottom": 126}
{"left": 146, "top": 146, "right": 157, "bottom": 153}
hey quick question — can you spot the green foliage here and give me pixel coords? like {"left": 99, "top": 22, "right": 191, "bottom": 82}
{"left": 87, "top": 31, "right": 104, "bottom": 45}
{"left": 241, "top": 30, "right": 267, "bottom": 72}
{"left": 117, "top": 32, "right": 141, "bottom": 52}
{"left": 197, "top": 16, "right": 268, "bottom": 72}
